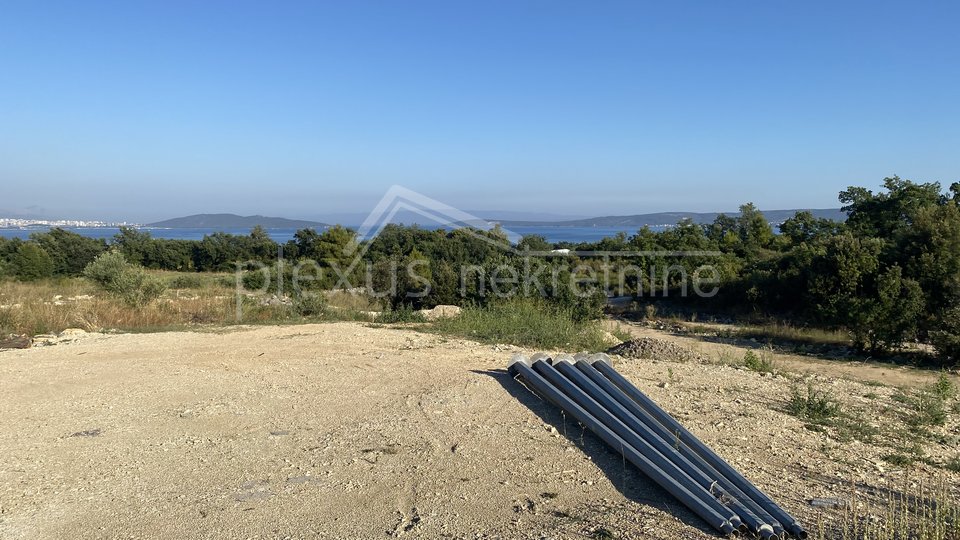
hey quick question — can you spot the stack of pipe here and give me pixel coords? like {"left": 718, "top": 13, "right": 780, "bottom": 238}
{"left": 508, "top": 352, "right": 806, "bottom": 539}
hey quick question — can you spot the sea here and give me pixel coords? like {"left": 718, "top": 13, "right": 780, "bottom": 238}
{"left": 0, "top": 224, "right": 661, "bottom": 245}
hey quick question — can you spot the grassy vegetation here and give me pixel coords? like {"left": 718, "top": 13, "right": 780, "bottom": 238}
{"left": 430, "top": 297, "right": 610, "bottom": 351}
{"left": 787, "top": 382, "right": 841, "bottom": 424}
{"left": 812, "top": 476, "right": 959, "bottom": 540}
{"left": 2, "top": 275, "right": 609, "bottom": 354}
{"left": 742, "top": 348, "right": 776, "bottom": 373}
{"left": 373, "top": 305, "right": 426, "bottom": 324}
{"left": 724, "top": 322, "right": 850, "bottom": 347}
{"left": 683, "top": 320, "right": 851, "bottom": 349}
{"left": 781, "top": 370, "right": 959, "bottom": 474}
{"left": 0, "top": 273, "right": 386, "bottom": 336}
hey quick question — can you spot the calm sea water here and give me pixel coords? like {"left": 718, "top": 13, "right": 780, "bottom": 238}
{"left": 0, "top": 224, "right": 658, "bottom": 244}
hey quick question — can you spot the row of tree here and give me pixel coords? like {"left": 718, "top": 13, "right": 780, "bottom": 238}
{"left": 1, "top": 176, "right": 958, "bottom": 363}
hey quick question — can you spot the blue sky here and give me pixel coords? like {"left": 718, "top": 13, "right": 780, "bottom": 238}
{"left": 1, "top": 1, "right": 957, "bottom": 222}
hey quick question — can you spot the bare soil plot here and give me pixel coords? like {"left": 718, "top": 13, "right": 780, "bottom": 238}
{"left": 1, "top": 323, "right": 956, "bottom": 539}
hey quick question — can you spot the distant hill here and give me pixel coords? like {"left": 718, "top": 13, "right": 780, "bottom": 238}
{"left": 147, "top": 214, "right": 329, "bottom": 229}
{"left": 498, "top": 208, "right": 846, "bottom": 228}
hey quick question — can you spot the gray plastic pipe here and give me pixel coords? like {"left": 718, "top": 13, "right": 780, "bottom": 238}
{"left": 589, "top": 356, "right": 807, "bottom": 539}
{"left": 564, "top": 358, "right": 779, "bottom": 539}
{"left": 507, "top": 355, "right": 738, "bottom": 536}
{"left": 534, "top": 358, "right": 745, "bottom": 532}
{"left": 551, "top": 357, "right": 775, "bottom": 539}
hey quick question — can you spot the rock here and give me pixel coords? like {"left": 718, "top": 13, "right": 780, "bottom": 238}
{"left": 0, "top": 335, "right": 32, "bottom": 350}
{"left": 260, "top": 294, "right": 292, "bottom": 306}
{"left": 601, "top": 331, "right": 621, "bottom": 346}
{"left": 417, "top": 305, "right": 462, "bottom": 321}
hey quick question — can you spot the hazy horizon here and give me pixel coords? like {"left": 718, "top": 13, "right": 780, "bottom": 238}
{"left": 2, "top": 2, "right": 957, "bottom": 222}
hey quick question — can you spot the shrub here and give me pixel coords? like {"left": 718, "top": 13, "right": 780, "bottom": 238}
{"left": 82, "top": 251, "right": 166, "bottom": 307}
{"left": 932, "top": 372, "right": 956, "bottom": 400}
{"left": 292, "top": 292, "right": 326, "bottom": 317}
{"left": 374, "top": 305, "right": 425, "bottom": 324}
{"left": 742, "top": 349, "right": 775, "bottom": 373}
{"left": 241, "top": 269, "right": 268, "bottom": 291}
{"left": 786, "top": 382, "right": 840, "bottom": 424}
{"left": 907, "top": 389, "right": 948, "bottom": 428}
{"left": 167, "top": 274, "right": 203, "bottom": 289}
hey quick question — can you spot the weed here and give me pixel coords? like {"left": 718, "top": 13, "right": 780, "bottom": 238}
{"left": 881, "top": 453, "right": 916, "bottom": 468}
{"left": 834, "top": 417, "right": 880, "bottom": 443}
{"left": 374, "top": 305, "right": 426, "bottom": 324}
{"left": 743, "top": 349, "right": 776, "bottom": 373}
{"left": 786, "top": 382, "right": 840, "bottom": 424}
{"left": 905, "top": 389, "right": 949, "bottom": 428}
{"left": 611, "top": 326, "right": 632, "bottom": 343}
{"left": 167, "top": 274, "right": 203, "bottom": 289}
{"left": 292, "top": 292, "right": 327, "bottom": 317}
{"left": 592, "top": 527, "right": 616, "bottom": 540}
{"left": 430, "top": 298, "right": 608, "bottom": 351}
{"left": 932, "top": 372, "right": 956, "bottom": 400}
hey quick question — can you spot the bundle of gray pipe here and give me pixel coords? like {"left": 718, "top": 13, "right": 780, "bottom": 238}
{"left": 507, "top": 352, "right": 806, "bottom": 539}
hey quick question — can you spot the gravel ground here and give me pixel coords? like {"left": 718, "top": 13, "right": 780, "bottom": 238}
{"left": 0, "top": 322, "right": 957, "bottom": 539}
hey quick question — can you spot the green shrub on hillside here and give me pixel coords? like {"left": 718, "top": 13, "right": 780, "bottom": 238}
{"left": 83, "top": 251, "right": 166, "bottom": 307}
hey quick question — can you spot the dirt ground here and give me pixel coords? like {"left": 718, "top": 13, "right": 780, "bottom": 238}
{"left": 1, "top": 322, "right": 957, "bottom": 539}
{"left": 603, "top": 319, "right": 945, "bottom": 389}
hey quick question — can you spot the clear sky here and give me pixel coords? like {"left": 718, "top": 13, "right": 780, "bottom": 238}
{"left": 1, "top": 1, "right": 957, "bottom": 222}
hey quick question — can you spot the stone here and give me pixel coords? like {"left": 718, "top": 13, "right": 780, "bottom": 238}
{"left": 417, "top": 305, "right": 462, "bottom": 321}
{"left": 0, "top": 335, "right": 32, "bottom": 350}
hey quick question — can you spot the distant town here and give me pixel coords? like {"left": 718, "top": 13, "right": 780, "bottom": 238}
{"left": 0, "top": 218, "right": 138, "bottom": 228}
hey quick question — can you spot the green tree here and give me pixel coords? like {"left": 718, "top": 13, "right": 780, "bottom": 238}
{"left": 112, "top": 226, "right": 153, "bottom": 265}
{"left": 779, "top": 211, "right": 842, "bottom": 245}
{"left": 13, "top": 243, "right": 54, "bottom": 280}
{"left": 840, "top": 176, "right": 944, "bottom": 238}
{"left": 863, "top": 265, "right": 924, "bottom": 352}
{"left": 517, "top": 234, "right": 552, "bottom": 252}
{"left": 736, "top": 203, "right": 774, "bottom": 254}
{"left": 31, "top": 228, "right": 107, "bottom": 276}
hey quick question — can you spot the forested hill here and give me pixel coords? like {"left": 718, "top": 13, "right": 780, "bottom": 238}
{"left": 148, "top": 214, "right": 328, "bottom": 229}
{"left": 498, "top": 208, "right": 846, "bottom": 227}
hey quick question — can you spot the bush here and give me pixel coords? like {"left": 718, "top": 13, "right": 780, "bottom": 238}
{"left": 786, "top": 382, "right": 840, "bottom": 424}
{"left": 292, "top": 292, "right": 326, "bottom": 317}
{"left": 83, "top": 251, "right": 166, "bottom": 307}
{"left": 742, "top": 349, "right": 775, "bottom": 373}
{"left": 167, "top": 274, "right": 203, "bottom": 289}
{"left": 933, "top": 372, "right": 956, "bottom": 400}
{"left": 374, "top": 305, "right": 425, "bottom": 324}
{"left": 907, "top": 389, "right": 948, "bottom": 428}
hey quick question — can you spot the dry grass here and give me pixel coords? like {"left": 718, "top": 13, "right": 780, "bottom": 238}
{"left": 0, "top": 275, "right": 392, "bottom": 336}
{"left": 812, "top": 475, "right": 959, "bottom": 540}
{"left": 0, "top": 277, "right": 240, "bottom": 334}
{"left": 684, "top": 321, "right": 851, "bottom": 350}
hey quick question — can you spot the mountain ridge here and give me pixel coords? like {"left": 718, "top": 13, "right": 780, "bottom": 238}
{"left": 148, "top": 208, "right": 845, "bottom": 230}
{"left": 496, "top": 208, "right": 846, "bottom": 227}
{"left": 147, "top": 214, "right": 329, "bottom": 229}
